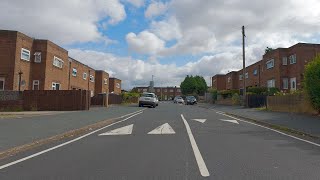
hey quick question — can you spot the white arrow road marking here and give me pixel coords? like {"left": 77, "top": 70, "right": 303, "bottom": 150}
{"left": 99, "top": 124, "right": 134, "bottom": 136}
{"left": 181, "top": 114, "right": 210, "bottom": 177}
{"left": 219, "top": 119, "right": 239, "bottom": 124}
{"left": 148, "top": 123, "right": 175, "bottom": 134}
{"left": 192, "top": 119, "right": 207, "bottom": 123}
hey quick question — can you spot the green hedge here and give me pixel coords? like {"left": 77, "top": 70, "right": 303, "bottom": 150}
{"left": 218, "top": 89, "right": 239, "bottom": 99}
{"left": 304, "top": 55, "right": 320, "bottom": 112}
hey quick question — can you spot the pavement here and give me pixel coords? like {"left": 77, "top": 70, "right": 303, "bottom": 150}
{"left": 0, "top": 105, "right": 141, "bottom": 152}
{"left": 198, "top": 103, "right": 320, "bottom": 137}
{"left": 1, "top": 102, "right": 320, "bottom": 179}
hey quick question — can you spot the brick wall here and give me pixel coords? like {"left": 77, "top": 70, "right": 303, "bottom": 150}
{"left": 95, "top": 70, "right": 109, "bottom": 95}
{"left": 109, "top": 78, "right": 121, "bottom": 95}
{"left": 212, "top": 75, "right": 226, "bottom": 90}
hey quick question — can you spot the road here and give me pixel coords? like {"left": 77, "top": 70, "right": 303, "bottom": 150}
{"left": 1, "top": 103, "right": 320, "bottom": 179}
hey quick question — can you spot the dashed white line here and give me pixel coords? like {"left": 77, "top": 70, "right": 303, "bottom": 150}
{"left": 181, "top": 114, "right": 210, "bottom": 177}
{"left": 0, "top": 110, "right": 144, "bottom": 170}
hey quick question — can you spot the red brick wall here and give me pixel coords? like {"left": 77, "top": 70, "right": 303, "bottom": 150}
{"left": 212, "top": 75, "right": 226, "bottom": 90}
{"left": 95, "top": 70, "right": 109, "bottom": 95}
{"left": 109, "top": 78, "right": 121, "bottom": 95}
{"left": 226, "top": 71, "right": 239, "bottom": 90}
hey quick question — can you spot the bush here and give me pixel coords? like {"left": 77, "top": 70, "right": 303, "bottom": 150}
{"left": 267, "top": 87, "right": 280, "bottom": 96}
{"left": 209, "top": 89, "right": 218, "bottom": 101}
{"left": 304, "top": 55, "right": 320, "bottom": 112}
{"left": 232, "top": 93, "right": 240, "bottom": 105}
{"left": 247, "top": 87, "right": 268, "bottom": 95}
{"left": 218, "top": 89, "right": 239, "bottom": 99}
{"left": 122, "top": 92, "right": 140, "bottom": 103}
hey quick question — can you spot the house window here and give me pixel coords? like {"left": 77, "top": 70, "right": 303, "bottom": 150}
{"left": 228, "top": 77, "right": 231, "bottom": 83}
{"left": 116, "top": 83, "right": 120, "bottom": 89}
{"left": 53, "top": 56, "right": 63, "bottom": 68}
{"left": 89, "top": 75, "right": 94, "bottom": 82}
{"left": 245, "top": 72, "right": 248, "bottom": 79}
{"left": 21, "top": 48, "right": 30, "bottom": 61}
{"left": 0, "top": 77, "right": 5, "bottom": 90}
{"left": 282, "top": 57, "right": 287, "bottom": 65}
{"left": 52, "top": 82, "right": 61, "bottom": 90}
{"left": 32, "top": 80, "right": 40, "bottom": 90}
{"left": 177, "top": 89, "right": 181, "bottom": 93}
{"left": 282, "top": 78, "right": 288, "bottom": 89}
{"left": 267, "top": 79, "right": 275, "bottom": 88}
{"left": 266, "top": 59, "right": 274, "bottom": 69}
{"left": 72, "top": 68, "right": 77, "bottom": 77}
{"left": 34, "top": 52, "right": 41, "bottom": 63}
{"left": 239, "top": 75, "right": 243, "bottom": 80}
{"left": 83, "top": 73, "right": 87, "bottom": 80}
{"left": 170, "top": 89, "right": 174, "bottom": 92}
{"left": 289, "top": 54, "right": 297, "bottom": 64}
{"left": 104, "top": 78, "right": 108, "bottom": 85}
{"left": 253, "top": 69, "right": 258, "bottom": 76}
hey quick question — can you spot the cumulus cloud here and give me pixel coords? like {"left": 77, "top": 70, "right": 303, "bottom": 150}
{"left": 126, "top": 31, "right": 165, "bottom": 54}
{"left": 150, "top": 17, "right": 182, "bottom": 41}
{"left": 145, "top": 1, "right": 169, "bottom": 19}
{"left": 124, "top": 0, "right": 145, "bottom": 7}
{"left": 0, "top": 0, "right": 126, "bottom": 45}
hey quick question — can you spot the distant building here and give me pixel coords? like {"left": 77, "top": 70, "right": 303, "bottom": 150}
{"left": 133, "top": 86, "right": 182, "bottom": 100}
{"left": 109, "top": 78, "right": 122, "bottom": 95}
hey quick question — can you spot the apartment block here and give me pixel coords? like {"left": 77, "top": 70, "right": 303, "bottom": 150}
{"left": 0, "top": 30, "right": 116, "bottom": 96}
{"left": 212, "top": 74, "right": 226, "bottom": 91}
{"left": 212, "top": 43, "right": 320, "bottom": 92}
{"left": 133, "top": 86, "right": 182, "bottom": 100}
{"left": 109, "top": 78, "right": 122, "bottom": 95}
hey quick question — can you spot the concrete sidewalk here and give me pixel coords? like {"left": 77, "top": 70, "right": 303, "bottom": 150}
{"left": 198, "top": 103, "right": 320, "bottom": 137}
{"left": 0, "top": 105, "right": 141, "bottom": 153}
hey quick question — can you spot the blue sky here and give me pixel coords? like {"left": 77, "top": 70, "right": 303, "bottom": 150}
{"left": 1, "top": 0, "right": 320, "bottom": 89}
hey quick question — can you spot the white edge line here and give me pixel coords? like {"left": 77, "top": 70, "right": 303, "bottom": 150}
{"left": 181, "top": 114, "right": 210, "bottom": 177}
{"left": 0, "top": 110, "right": 144, "bottom": 170}
{"left": 215, "top": 111, "right": 320, "bottom": 147}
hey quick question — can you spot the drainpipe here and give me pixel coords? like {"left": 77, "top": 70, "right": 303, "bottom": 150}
{"left": 68, "top": 61, "right": 71, "bottom": 90}
{"left": 18, "top": 70, "right": 23, "bottom": 93}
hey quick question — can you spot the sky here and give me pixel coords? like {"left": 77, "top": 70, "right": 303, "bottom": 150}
{"left": 1, "top": 0, "right": 320, "bottom": 90}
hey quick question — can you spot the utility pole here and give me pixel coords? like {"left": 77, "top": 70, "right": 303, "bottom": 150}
{"left": 242, "top": 26, "right": 246, "bottom": 107}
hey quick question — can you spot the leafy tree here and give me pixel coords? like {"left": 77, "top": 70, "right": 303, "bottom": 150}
{"left": 304, "top": 55, "right": 320, "bottom": 113}
{"left": 180, "top": 75, "right": 208, "bottom": 95}
{"left": 265, "top": 47, "right": 274, "bottom": 54}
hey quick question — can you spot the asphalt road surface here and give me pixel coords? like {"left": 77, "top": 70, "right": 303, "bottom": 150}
{"left": 1, "top": 103, "right": 320, "bottom": 180}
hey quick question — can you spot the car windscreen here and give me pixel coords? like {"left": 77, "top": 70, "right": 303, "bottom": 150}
{"left": 142, "top": 94, "right": 154, "bottom": 97}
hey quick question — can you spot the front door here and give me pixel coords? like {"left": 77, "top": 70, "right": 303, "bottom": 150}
{"left": 290, "top": 77, "right": 296, "bottom": 91}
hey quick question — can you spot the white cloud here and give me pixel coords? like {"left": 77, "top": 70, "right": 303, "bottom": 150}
{"left": 145, "top": 1, "right": 169, "bottom": 19}
{"left": 0, "top": 0, "right": 126, "bottom": 45}
{"left": 150, "top": 17, "right": 182, "bottom": 41}
{"left": 126, "top": 31, "right": 165, "bottom": 54}
{"left": 124, "top": 0, "right": 145, "bottom": 7}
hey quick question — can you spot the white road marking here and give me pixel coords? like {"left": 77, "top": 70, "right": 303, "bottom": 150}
{"left": 0, "top": 110, "right": 144, "bottom": 170}
{"left": 99, "top": 124, "right": 133, "bottom": 136}
{"left": 219, "top": 119, "right": 239, "bottom": 124}
{"left": 148, "top": 123, "right": 176, "bottom": 134}
{"left": 192, "top": 119, "right": 207, "bottom": 123}
{"left": 215, "top": 111, "right": 320, "bottom": 147}
{"left": 215, "top": 110, "right": 225, "bottom": 114}
{"left": 181, "top": 114, "right": 210, "bottom": 177}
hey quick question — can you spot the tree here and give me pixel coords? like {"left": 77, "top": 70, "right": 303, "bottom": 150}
{"left": 180, "top": 75, "right": 208, "bottom": 95}
{"left": 304, "top": 55, "right": 320, "bottom": 113}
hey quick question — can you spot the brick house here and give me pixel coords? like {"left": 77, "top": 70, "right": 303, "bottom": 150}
{"left": 212, "top": 74, "right": 226, "bottom": 91}
{"left": 95, "top": 70, "right": 109, "bottom": 95}
{"left": 109, "top": 78, "right": 122, "bottom": 95}
{"left": 212, "top": 43, "right": 320, "bottom": 92}
{"left": 133, "top": 86, "right": 182, "bottom": 100}
{"left": 0, "top": 30, "right": 110, "bottom": 96}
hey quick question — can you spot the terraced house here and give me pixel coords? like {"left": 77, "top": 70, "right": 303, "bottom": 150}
{"left": 212, "top": 43, "right": 320, "bottom": 92}
{"left": 0, "top": 30, "right": 112, "bottom": 96}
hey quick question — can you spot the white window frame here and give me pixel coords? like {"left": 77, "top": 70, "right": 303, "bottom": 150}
{"left": 282, "top": 57, "right": 287, "bottom": 65}
{"left": 53, "top": 56, "right": 64, "bottom": 68}
{"left": 169, "top": 89, "right": 174, "bottom": 92}
{"left": 52, "top": 82, "right": 61, "bottom": 90}
{"left": 245, "top": 72, "right": 249, "bottom": 79}
{"left": 267, "top": 79, "right": 275, "bottom": 88}
{"left": 89, "top": 75, "right": 94, "bottom": 82}
{"left": 32, "top": 80, "right": 40, "bottom": 90}
{"left": 266, "top": 59, "right": 274, "bottom": 69}
{"left": 0, "top": 77, "right": 5, "bottom": 91}
{"left": 104, "top": 78, "right": 108, "bottom": 85}
{"left": 228, "top": 77, "right": 231, "bottom": 83}
{"left": 253, "top": 69, "right": 258, "bottom": 76}
{"left": 282, "top": 78, "right": 288, "bottom": 89}
{"left": 289, "top": 54, "right": 297, "bottom": 64}
{"left": 21, "top": 48, "right": 30, "bottom": 61}
{"left": 72, "top": 68, "right": 77, "bottom": 77}
{"left": 116, "top": 83, "right": 120, "bottom": 89}
{"left": 239, "top": 75, "right": 243, "bottom": 80}
{"left": 83, "top": 73, "right": 87, "bottom": 80}
{"left": 34, "top": 52, "right": 41, "bottom": 63}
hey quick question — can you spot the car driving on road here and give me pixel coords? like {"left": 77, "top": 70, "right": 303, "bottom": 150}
{"left": 139, "top": 92, "right": 158, "bottom": 108}
{"left": 186, "top": 96, "right": 197, "bottom": 105}
{"left": 174, "top": 96, "right": 185, "bottom": 104}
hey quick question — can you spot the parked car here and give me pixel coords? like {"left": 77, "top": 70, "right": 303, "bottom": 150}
{"left": 174, "top": 96, "right": 184, "bottom": 104}
{"left": 139, "top": 93, "right": 158, "bottom": 108}
{"left": 186, "top": 96, "right": 197, "bottom": 105}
